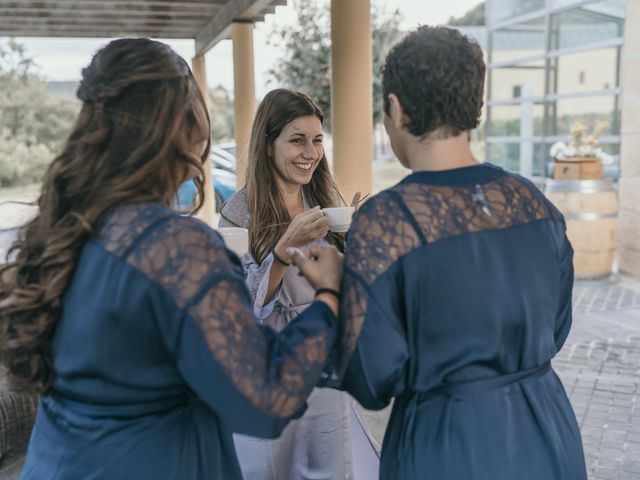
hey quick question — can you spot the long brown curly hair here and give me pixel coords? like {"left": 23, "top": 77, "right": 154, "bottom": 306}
{"left": 244, "top": 89, "right": 345, "bottom": 264}
{"left": 0, "top": 38, "right": 211, "bottom": 394}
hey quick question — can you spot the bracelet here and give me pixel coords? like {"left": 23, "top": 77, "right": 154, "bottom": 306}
{"left": 272, "top": 249, "right": 291, "bottom": 267}
{"left": 315, "top": 288, "right": 341, "bottom": 301}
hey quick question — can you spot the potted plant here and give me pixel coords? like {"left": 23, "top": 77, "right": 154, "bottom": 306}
{"left": 549, "top": 121, "right": 614, "bottom": 180}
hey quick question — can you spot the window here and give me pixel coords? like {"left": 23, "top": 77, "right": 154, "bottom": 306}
{"left": 548, "top": 95, "right": 619, "bottom": 136}
{"left": 489, "top": 0, "right": 545, "bottom": 24}
{"left": 490, "top": 58, "right": 545, "bottom": 100}
{"left": 549, "top": 1, "right": 625, "bottom": 51}
{"left": 488, "top": 104, "right": 545, "bottom": 137}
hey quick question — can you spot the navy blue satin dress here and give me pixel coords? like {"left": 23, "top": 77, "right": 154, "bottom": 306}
{"left": 339, "top": 164, "right": 587, "bottom": 479}
{"left": 20, "top": 203, "right": 337, "bottom": 480}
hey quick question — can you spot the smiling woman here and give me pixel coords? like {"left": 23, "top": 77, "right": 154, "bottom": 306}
{"left": 270, "top": 115, "right": 324, "bottom": 186}
{"left": 219, "top": 89, "right": 379, "bottom": 479}
{"left": 226, "top": 89, "right": 345, "bottom": 266}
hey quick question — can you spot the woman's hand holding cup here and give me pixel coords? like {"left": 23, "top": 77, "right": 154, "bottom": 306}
{"left": 274, "top": 207, "right": 329, "bottom": 263}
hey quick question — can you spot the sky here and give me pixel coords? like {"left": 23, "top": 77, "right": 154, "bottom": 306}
{"left": 9, "top": 0, "right": 482, "bottom": 98}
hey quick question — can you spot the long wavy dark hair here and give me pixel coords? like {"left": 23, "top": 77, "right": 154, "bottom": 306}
{"left": 243, "top": 89, "right": 345, "bottom": 264}
{"left": 0, "top": 38, "right": 211, "bottom": 394}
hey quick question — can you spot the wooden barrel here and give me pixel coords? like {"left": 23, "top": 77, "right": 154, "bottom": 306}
{"left": 545, "top": 179, "right": 618, "bottom": 280}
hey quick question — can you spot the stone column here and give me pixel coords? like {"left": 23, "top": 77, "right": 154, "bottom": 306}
{"left": 192, "top": 54, "right": 215, "bottom": 226}
{"left": 231, "top": 20, "right": 257, "bottom": 188}
{"left": 619, "top": 0, "right": 640, "bottom": 278}
{"left": 330, "top": 0, "right": 373, "bottom": 203}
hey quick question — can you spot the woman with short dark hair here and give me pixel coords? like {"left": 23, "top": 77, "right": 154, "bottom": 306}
{"left": 336, "top": 25, "right": 588, "bottom": 479}
{"left": 0, "top": 39, "right": 343, "bottom": 480}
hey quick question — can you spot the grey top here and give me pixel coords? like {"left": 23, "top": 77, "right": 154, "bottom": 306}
{"left": 219, "top": 191, "right": 327, "bottom": 331}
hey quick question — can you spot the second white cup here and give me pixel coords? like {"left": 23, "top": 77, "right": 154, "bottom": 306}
{"left": 322, "top": 206, "right": 355, "bottom": 233}
{"left": 215, "top": 227, "right": 249, "bottom": 257}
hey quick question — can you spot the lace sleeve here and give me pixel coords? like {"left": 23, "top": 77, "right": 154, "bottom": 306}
{"left": 105, "top": 210, "right": 337, "bottom": 432}
{"left": 335, "top": 192, "right": 414, "bottom": 405}
{"left": 339, "top": 192, "right": 419, "bottom": 370}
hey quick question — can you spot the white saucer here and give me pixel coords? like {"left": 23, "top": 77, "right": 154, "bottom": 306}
{"left": 330, "top": 224, "right": 350, "bottom": 233}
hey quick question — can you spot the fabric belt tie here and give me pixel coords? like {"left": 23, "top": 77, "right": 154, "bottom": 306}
{"left": 426, "top": 361, "right": 552, "bottom": 397}
{"left": 46, "top": 391, "right": 190, "bottom": 418}
{"left": 398, "top": 361, "right": 552, "bottom": 459}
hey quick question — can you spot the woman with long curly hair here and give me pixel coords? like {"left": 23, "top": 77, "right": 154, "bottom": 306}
{"left": 219, "top": 89, "right": 379, "bottom": 479}
{"left": 0, "top": 39, "right": 343, "bottom": 480}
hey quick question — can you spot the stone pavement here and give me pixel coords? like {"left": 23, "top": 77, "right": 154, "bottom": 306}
{"left": 557, "top": 277, "right": 640, "bottom": 479}
{"left": 359, "top": 275, "right": 640, "bottom": 480}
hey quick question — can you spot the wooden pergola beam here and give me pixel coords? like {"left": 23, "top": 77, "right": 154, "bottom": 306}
{"left": 194, "top": 0, "right": 275, "bottom": 55}
{"left": 0, "top": 0, "right": 287, "bottom": 229}
{"left": 3, "top": 0, "right": 229, "bottom": 7}
{"left": 0, "top": 30, "right": 202, "bottom": 38}
{"left": 0, "top": 17, "right": 211, "bottom": 26}
{"left": 0, "top": 7, "right": 221, "bottom": 18}
{"left": 0, "top": 1, "right": 284, "bottom": 51}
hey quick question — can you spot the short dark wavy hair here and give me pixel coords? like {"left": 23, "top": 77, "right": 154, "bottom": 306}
{"left": 382, "top": 26, "right": 486, "bottom": 138}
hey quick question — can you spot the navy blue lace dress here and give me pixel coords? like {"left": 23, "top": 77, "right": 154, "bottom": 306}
{"left": 20, "top": 203, "right": 337, "bottom": 480}
{"left": 338, "top": 163, "right": 587, "bottom": 479}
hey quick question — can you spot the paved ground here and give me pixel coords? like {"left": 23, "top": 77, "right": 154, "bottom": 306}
{"left": 559, "top": 278, "right": 640, "bottom": 479}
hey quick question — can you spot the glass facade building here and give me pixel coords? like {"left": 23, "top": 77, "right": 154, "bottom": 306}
{"left": 484, "top": 0, "right": 626, "bottom": 178}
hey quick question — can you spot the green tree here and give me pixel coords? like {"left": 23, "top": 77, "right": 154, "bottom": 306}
{"left": 448, "top": 2, "right": 485, "bottom": 26}
{"left": 371, "top": 5, "right": 403, "bottom": 124}
{"left": 0, "top": 38, "right": 35, "bottom": 78}
{"left": 268, "top": 0, "right": 331, "bottom": 126}
{"left": 0, "top": 38, "right": 79, "bottom": 187}
{"left": 268, "top": 0, "right": 403, "bottom": 131}
{"left": 209, "top": 85, "right": 235, "bottom": 142}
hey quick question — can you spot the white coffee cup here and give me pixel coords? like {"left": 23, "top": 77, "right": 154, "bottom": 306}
{"left": 322, "top": 206, "right": 355, "bottom": 233}
{"left": 215, "top": 227, "right": 249, "bottom": 257}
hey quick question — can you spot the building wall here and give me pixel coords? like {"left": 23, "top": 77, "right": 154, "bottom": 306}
{"left": 619, "top": 0, "right": 640, "bottom": 278}
{"left": 490, "top": 49, "right": 618, "bottom": 127}
{"left": 492, "top": 49, "right": 618, "bottom": 110}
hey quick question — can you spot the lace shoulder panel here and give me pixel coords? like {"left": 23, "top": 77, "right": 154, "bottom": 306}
{"left": 130, "top": 217, "right": 238, "bottom": 308}
{"left": 512, "top": 174, "right": 564, "bottom": 222}
{"left": 96, "top": 204, "right": 235, "bottom": 307}
{"left": 97, "top": 203, "right": 333, "bottom": 418}
{"left": 128, "top": 217, "right": 333, "bottom": 417}
{"left": 95, "top": 202, "right": 177, "bottom": 257}
{"left": 346, "top": 173, "right": 552, "bottom": 288}
{"left": 345, "top": 190, "right": 422, "bottom": 287}
{"left": 397, "top": 173, "right": 550, "bottom": 246}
